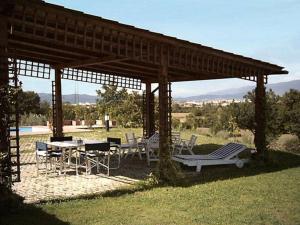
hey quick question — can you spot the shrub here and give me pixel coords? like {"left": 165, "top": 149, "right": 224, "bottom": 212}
{"left": 215, "top": 130, "right": 230, "bottom": 139}
{"left": 196, "top": 127, "right": 211, "bottom": 137}
{"left": 240, "top": 130, "right": 254, "bottom": 145}
{"left": 275, "top": 134, "right": 300, "bottom": 153}
{"left": 20, "top": 113, "right": 47, "bottom": 126}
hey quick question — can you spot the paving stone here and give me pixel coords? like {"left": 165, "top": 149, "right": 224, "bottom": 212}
{"left": 13, "top": 151, "right": 152, "bottom": 203}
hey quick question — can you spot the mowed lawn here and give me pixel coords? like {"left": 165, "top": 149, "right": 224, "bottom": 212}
{"left": 3, "top": 167, "right": 300, "bottom": 225}
{"left": 2, "top": 128, "right": 300, "bottom": 225}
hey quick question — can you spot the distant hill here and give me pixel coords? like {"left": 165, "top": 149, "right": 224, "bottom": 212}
{"left": 39, "top": 93, "right": 97, "bottom": 104}
{"left": 38, "top": 80, "right": 300, "bottom": 104}
{"left": 175, "top": 80, "right": 300, "bottom": 102}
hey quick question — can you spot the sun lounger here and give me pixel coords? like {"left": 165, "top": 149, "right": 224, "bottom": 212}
{"left": 172, "top": 142, "right": 248, "bottom": 172}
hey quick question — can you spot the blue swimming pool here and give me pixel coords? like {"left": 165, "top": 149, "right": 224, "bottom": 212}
{"left": 11, "top": 127, "right": 33, "bottom": 132}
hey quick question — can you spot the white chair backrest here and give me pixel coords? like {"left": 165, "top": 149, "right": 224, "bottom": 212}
{"left": 208, "top": 143, "right": 246, "bottom": 159}
{"left": 188, "top": 135, "right": 197, "bottom": 148}
{"left": 148, "top": 132, "right": 159, "bottom": 149}
{"left": 125, "top": 132, "right": 137, "bottom": 145}
{"left": 36, "top": 141, "right": 48, "bottom": 152}
{"left": 172, "top": 132, "right": 181, "bottom": 144}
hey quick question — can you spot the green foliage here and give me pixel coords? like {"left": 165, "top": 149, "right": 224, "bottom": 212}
{"left": 234, "top": 90, "right": 279, "bottom": 136}
{"left": 215, "top": 130, "right": 230, "bottom": 139}
{"left": 62, "top": 103, "right": 100, "bottom": 127}
{"left": 63, "top": 103, "right": 76, "bottom": 120}
{"left": 274, "top": 134, "right": 300, "bottom": 153}
{"left": 171, "top": 117, "right": 180, "bottom": 129}
{"left": 83, "top": 106, "right": 99, "bottom": 127}
{"left": 185, "top": 113, "right": 198, "bottom": 130}
{"left": 173, "top": 89, "right": 300, "bottom": 156}
{"left": 18, "top": 90, "right": 50, "bottom": 115}
{"left": 96, "top": 85, "right": 143, "bottom": 127}
{"left": 240, "top": 130, "right": 254, "bottom": 145}
{"left": 280, "top": 89, "right": 300, "bottom": 138}
{"left": 39, "top": 101, "right": 51, "bottom": 119}
{"left": 20, "top": 113, "right": 48, "bottom": 126}
{"left": 233, "top": 89, "right": 300, "bottom": 143}
{"left": 196, "top": 127, "right": 211, "bottom": 137}
{"left": 0, "top": 84, "right": 17, "bottom": 189}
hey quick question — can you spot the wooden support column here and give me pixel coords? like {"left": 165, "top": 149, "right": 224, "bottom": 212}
{"left": 0, "top": 19, "right": 9, "bottom": 144}
{"left": 149, "top": 90, "right": 155, "bottom": 137}
{"left": 145, "top": 82, "right": 151, "bottom": 137}
{"left": 0, "top": 17, "right": 10, "bottom": 185}
{"left": 158, "top": 49, "right": 177, "bottom": 182}
{"left": 54, "top": 69, "right": 63, "bottom": 137}
{"left": 159, "top": 54, "right": 169, "bottom": 159}
{"left": 254, "top": 74, "right": 267, "bottom": 159}
{"left": 145, "top": 82, "right": 155, "bottom": 138}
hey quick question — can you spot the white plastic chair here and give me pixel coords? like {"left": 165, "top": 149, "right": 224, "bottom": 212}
{"left": 145, "top": 132, "right": 160, "bottom": 166}
{"left": 174, "top": 134, "right": 197, "bottom": 155}
{"left": 36, "top": 142, "right": 61, "bottom": 175}
{"left": 121, "top": 132, "right": 143, "bottom": 159}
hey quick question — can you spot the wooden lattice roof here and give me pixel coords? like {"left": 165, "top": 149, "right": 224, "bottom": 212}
{"left": 1, "top": 0, "right": 288, "bottom": 84}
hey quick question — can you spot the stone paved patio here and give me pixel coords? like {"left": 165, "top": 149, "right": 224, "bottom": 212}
{"left": 13, "top": 151, "right": 151, "bottom": 203}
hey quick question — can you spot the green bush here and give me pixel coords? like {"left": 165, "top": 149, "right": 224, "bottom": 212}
{"left": 215, "top": 130, "right": 230, "bottom": 139}
{"left": 196, "top": 127, "right": 211, "bottom": 137}
{"left": 20, "top": 113, "right": 47, "bottom": 126}
{"left": 240, "top": 130, "right": 254, "bottom": 145}
{"left": 275, "top": 134, "right": 300, "bottom": 153}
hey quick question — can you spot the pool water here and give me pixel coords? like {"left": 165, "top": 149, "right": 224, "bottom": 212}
{"left": 11, "top": 127, "right": 33, "bottom": 132}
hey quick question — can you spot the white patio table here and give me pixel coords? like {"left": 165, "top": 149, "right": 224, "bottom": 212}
{"left": 45, "top": 140, "right": 104, "bottom": 175}
{"left": 45, "top": 140, "right": 120, "bottom": 175}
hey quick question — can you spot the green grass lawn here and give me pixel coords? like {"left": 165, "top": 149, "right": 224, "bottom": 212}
{"left": 2, "top": 165, "right": 300, "bottom": 225}
{"left": 2, "top": 128, "right": 300, "bottom": 225}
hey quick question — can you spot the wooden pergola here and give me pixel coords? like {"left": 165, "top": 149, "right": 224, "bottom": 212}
{"left": 0, "top": 0, "right": 288, "bottom": 183}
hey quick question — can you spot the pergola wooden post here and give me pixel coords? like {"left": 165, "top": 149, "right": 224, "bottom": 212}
{"left": 54, "top": 69, "right": 63, "bottom": 137}
{"left": 145, "top": 82, "right": 155, "bottom": 138}
{"left": 158, "top": 50, "right": 174, "bottom": 179}
{"left": 254, "top": 75, "right": 267, "bottom": 159}
{"left": 0, "top": 17, "right": 9, "bottom": 159}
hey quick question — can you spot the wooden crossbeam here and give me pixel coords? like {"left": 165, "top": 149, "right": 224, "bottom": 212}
{"left": 53, "top": 55, "right": 128, "bottom": 69}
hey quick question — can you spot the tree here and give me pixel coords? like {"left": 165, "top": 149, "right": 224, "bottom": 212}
{"left": 280, "top": 89, "right": 300, "bottom": 138}
{"left": 39, "top": 100, "right": 51, "bottom": 118}
{"left": 96, "top": 85, "right": 143, "bottom": 127}
{"left": 74, "top": 105, "right": 86, "bottom": 120}
{"left": 18, "top": 90, "right": 41, "bottom": 115}
{"left": 233, "top": 89, "right": 282, "bottom": 143}
{"left": 63, "top": 103, "right": 76, "bottom": 120}
{"left": 17, "top": 90, "right": 50, "bottom": 116}
{"left": 84, "top": 106, "right": 99, "bottom": 127}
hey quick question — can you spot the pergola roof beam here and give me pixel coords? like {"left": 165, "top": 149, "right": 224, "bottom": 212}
{"left": 54, "top": 55, "right": 128, "bottom": 70}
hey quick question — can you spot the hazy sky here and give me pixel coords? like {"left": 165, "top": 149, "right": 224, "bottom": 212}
{"left": 20, "top": 0, "right": 300, "bottom": 97}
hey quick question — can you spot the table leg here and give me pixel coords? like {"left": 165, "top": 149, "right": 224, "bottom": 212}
{"left": 59, "top": 148, "right": 63, "bottom": 175}
{"left": 76, "top": 150, "right": 78, "bottom": 175}
{"left": 68, "top": 147, "right": 72, "bottom": 165}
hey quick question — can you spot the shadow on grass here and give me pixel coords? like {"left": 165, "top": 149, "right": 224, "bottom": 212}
{"left": 0, "top": 191, "right": 70, "bottom": 225}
